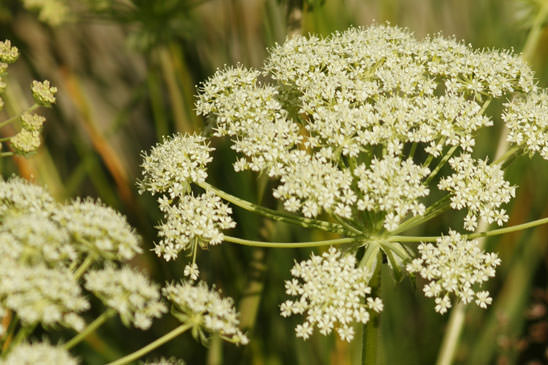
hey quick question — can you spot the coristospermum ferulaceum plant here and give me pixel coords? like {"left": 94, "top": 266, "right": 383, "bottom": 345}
{"left": 137, "top": 24, "right": 548, "bottom": 364}
{"left": 4, "top": 22, "right": 548, "bottom": 365}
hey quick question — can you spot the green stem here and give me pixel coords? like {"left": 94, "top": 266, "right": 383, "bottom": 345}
{"left": 0, "top": 152, "right": 13, "bottom": 158}
{"left": 392, "top": 195, "right": 451, "bottom": 235}
{"left": 492, "top": 146, "right": 519, "bottom": 166}
{"left": 198, "top": 181, "right": 350, "bottom": 235}
{"left": 0, "top": 104, "right": 39, "bottom": 128}
{"left": 424, "top": 145, "right": 458, "bottom": 185}
{"left": 106, "top": 323, "right": 193, "bottom": 365}
{"left": 468, "top": 215, "right": 548, "bottom": 239}
{"left": 223, "top": 235, "right": 357, "bottom": 248}
{"left": 10, "top": 324, "right": 35, "bottom": 348}
{"left": 389, "top": 215, "right": 548, "bottom": 243}
{"left": 73, "top": 255, "right": 94, "bottom": 280}
{"left": 63, "top": 309, "right": 116, "bottom": 350}
{"left": 436, "top": 303, "right": 466, "bottom": 365}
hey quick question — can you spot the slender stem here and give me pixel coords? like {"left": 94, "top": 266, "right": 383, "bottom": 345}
{"left": 392, "top": 195, "right": 451, "bottom": 235}
{"left": 198, "top": 181, "right": 350, "bottom": 235}
{"left": 106, "top": 323, "right": 192, "bottom": 365}
{"left": 0, "top": 104, "right": 39, "bottom": 128}
{"left": 331, "top": 214, "right": 363, "bottom": 235}
{"left": 223, "top": 235, "right": 358, "bottom": 248}
{"left": 468, "top": 215, "right": 548, "bottom": 239}
{"left": 492, "top": 146, "right": 519, "bottom": 166}
{"left": 0, "top": 152, "right": 13, "bottom": 158}
{"left": 436, "top": 303, "right": 466, "bottom": 365}
{"left": 63, "top": 309, "right": 116, "bottom": 350}
{"left": 10, "top": 324, "right": 35, "bottom": 348}
{"left": 73, "top": 255, "right": 94, "bottom": 280}
{"left": 425, "top": 145, "right": 458, "bottom": 185}
{"left": 390, "top": 215, "right": 548, "bottom": 243}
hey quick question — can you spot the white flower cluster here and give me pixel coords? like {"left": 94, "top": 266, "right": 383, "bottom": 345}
{"left": 438, "top": 154, "right": 515, "bottom": 231}
{"left": 354, "top": 155, "right": 430, "bottom": 231}
{"left": 154, "top": 192, "right": 235, "bottom": 261}
{"left": 85, "top": 266, "right": 167, "bottom": 329}
{"left": 502, "top": 91, "right": 548, "bottom": 160}
{"left": 0, "top": 213, "right": 76, "bottom": 267}
{"left": 0, "top": 342, "right": 78, "bottom": 365}
{"left": 195, "top": 25, "right": 532, "bottom": 228}
{"left": 196, "top": 66, "right": 302, "bottom": 176}
{"left": 407, "top": 230, "right": 501, "bottom": 314}
{"left": 163, "top": 280, "right": 248, "bottom": 345}
{"left": 280, "top": 247, "right": 383, "bottom": 342}
{"left": 0, "top": 260, "right": 89, "bottom": 331}
{"left": 53, "top": 198, "right": 142, "bottom": 260}
{"left": 0, "top": 176, "right": 56, "bottom": 219}
{"left": 139, "top": 134, "right": 213, "bottom": 198}
{"left": 0, "top": 177, "right": 166, "bottom": 339}
{"left": 272, "top": 153, "right": 356, "bottom": 218}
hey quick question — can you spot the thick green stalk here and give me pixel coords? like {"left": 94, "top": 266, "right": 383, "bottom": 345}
{"left": 198, "top": 181, "right": 350, "bottom": 234}
{"left": 107, "top": 323, "right": 192, "bottom": 365}
{"left": 63, "top": 309, "right": 116, "bottom": 350}
{"left": 362, "top": 250, "right": 382, "bottom": 365}
{"left": 436, "top": 303, "right": 466, "bottom": 365}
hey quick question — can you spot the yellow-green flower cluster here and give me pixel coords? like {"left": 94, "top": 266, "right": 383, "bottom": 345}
{"left": 0, "top": 40, "right": 57, "bottom": 156}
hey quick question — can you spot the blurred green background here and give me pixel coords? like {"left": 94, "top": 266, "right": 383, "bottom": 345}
{"left": 1, "top": 0, "right": 548, "bottom": 364}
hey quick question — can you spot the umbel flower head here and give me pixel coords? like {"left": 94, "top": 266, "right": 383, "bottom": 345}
{"left": 502, "top": 91, "right": 548, "bottom": 160}
{"left": 139, "top": 133, "right": 213, "bottom": 199}
{"left": 439, "top": 154, "right": 515, "bottom": 231}
{"left": 194, "top": 24, "right": 534, "bottom": 229}
{"left": 0, "top": 341, "right": 78, "bottom": 365}
{"left": 85, "top": 266, "right": 167, "bottom": 329}
{"left": 154, "top": 191, "right": 236, "bottom": 261}
{"left": 0, "top": 176, "right": 57, "bottom": 220}
{"left": 0, "top": 213, "right": 76, "bottom": 268}
{"left": 407, "top": 230, "right": 501, "bottom": 314}
{"left": 53, "top": 198, "right": 142, "bottom": 261}
{"left": 163, "top": 280, "right": 248, "bottom": 345}
{"left": 0, "top": 259, "right": 89, "bottom": 331}
{"left": 280, "top": 247, "right": 383, "bottom": 342}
